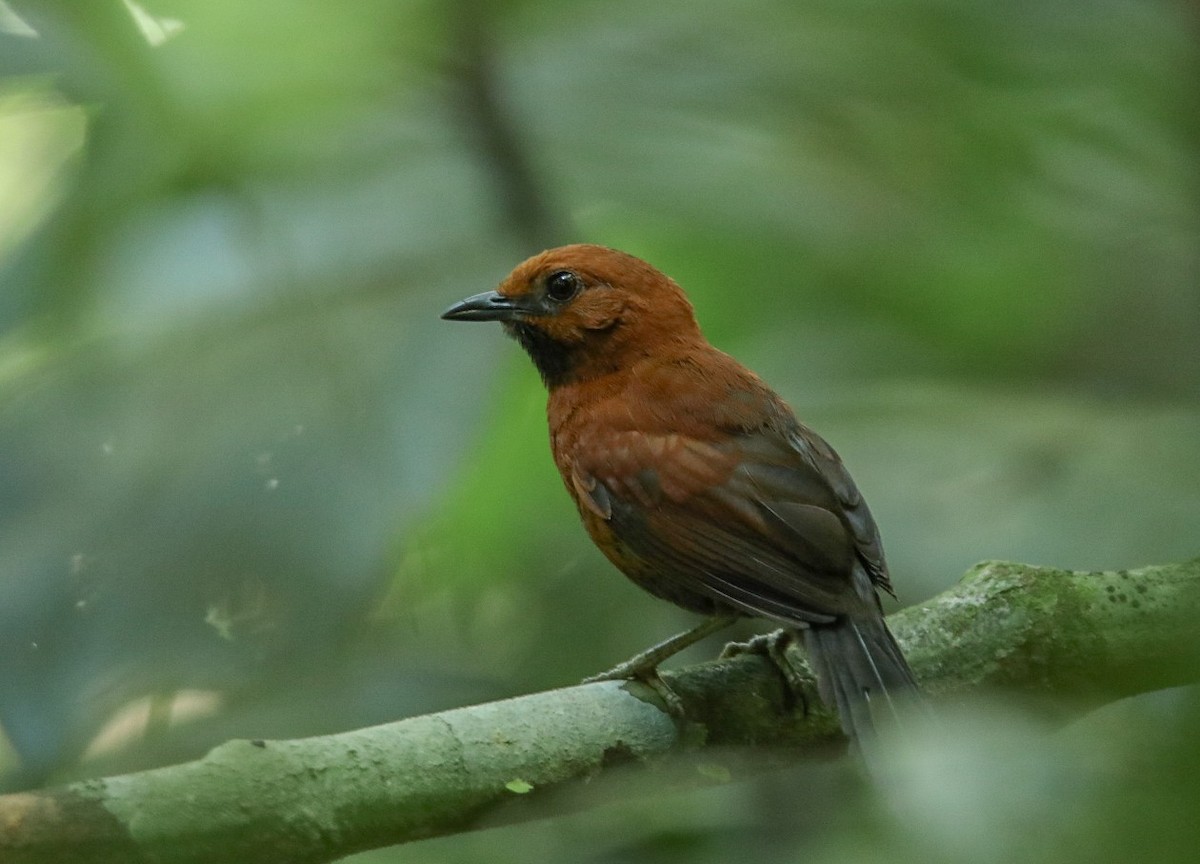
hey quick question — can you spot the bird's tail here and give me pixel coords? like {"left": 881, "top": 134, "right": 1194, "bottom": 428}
{"left": 803, "top": 613, "right": 920, "bottom": 745}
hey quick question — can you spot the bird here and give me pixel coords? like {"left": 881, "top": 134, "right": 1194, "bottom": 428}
{"left": 442, "top": 244, "right": 919, "bottom": 743}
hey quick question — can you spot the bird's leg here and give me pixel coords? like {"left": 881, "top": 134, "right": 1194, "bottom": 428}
{"left": 720, "top": 627, "right": 808, "bottom": 712}
{"left": 584, "top": 614, "right": 738, "bottom": 684}
{"left": 583, "top": 614, "right": 738, "bottom": 717}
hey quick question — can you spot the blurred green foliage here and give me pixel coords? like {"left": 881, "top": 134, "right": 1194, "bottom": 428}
{"left": 0, "top": 0, "right": 1197, "bottom": 860}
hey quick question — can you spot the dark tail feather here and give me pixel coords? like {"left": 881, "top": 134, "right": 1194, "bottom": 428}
{"left": 803, "top": 614, "right": 920, "bottom": 745}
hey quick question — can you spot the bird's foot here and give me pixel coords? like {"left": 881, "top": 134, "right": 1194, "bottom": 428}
{"left": 583, "top": 616, "right": 738, "bottom": 717}
{"left": 583, "top": 615, "right": 737, "bottom": 685}
{"left": 585, "top": 660, "right": 686, "bottom": 716}
{"left": 720, "top": 628, "right": 808, "bottom": 712}
{"left": 583, "top": 658, "right": 653, "bottom": 685}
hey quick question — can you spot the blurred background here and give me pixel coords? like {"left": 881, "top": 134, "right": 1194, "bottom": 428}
{"left": 0, "top": 0, "right": 1197, "bottom": 860}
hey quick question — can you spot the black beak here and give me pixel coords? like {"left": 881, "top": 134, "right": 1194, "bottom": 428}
{"left": 441, "top": 291, "right": 523, "bottom": 322}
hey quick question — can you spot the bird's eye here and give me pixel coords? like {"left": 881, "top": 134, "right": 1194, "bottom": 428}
{"left": 544, "top": 270, "right": 580, "bottom": 303}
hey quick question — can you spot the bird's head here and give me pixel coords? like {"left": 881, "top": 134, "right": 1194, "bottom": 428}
{"left": 442, "top": 244, "right": 702, "bottom": 388}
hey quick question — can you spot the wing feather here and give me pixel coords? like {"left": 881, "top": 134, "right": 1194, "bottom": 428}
{"left": 573, "top": 420, "right": 888, "bottom": 621}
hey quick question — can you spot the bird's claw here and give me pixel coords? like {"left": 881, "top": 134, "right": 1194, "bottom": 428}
{"left": 721, "top": 628, "right": 808, "bottom": 712}
{"left": 582, "top": 615, "right": 738, "bottom": 711}
{"left": 634, "top": 670, "right": 687, "bottom": 717}
{"left": 584, "top": 663, "right": 686, "bottom": 718}
{"left": 582, "top": 660, "right": 650, "bottom": 685}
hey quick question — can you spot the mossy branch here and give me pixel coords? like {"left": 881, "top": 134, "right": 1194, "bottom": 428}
{"left": 2, "top": 559, "right": 1198, "bottom": 864}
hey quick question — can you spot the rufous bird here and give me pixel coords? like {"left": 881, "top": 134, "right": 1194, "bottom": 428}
{"left": 442, "top": 244, "right": 919, "bottom": 742}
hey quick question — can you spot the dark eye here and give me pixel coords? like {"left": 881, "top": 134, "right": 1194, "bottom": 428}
{"left": 544, "top": 270, "right": 580, "bottom": 303}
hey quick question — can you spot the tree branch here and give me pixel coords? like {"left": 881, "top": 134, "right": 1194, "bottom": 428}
{"left": 2, "top": 559, "right": 1198, "bottom": 863}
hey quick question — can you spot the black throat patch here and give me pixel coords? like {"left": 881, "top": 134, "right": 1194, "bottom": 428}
{"left": 506, "top": 322, "right": 579, "bottom": 389}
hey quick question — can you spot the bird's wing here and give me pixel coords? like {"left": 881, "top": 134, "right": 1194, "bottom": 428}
{"left": 778, "top": 423, "right": 892, "bottom": 595}
{"left": 571, "top": 423, "right": 886, "bottom": 623}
